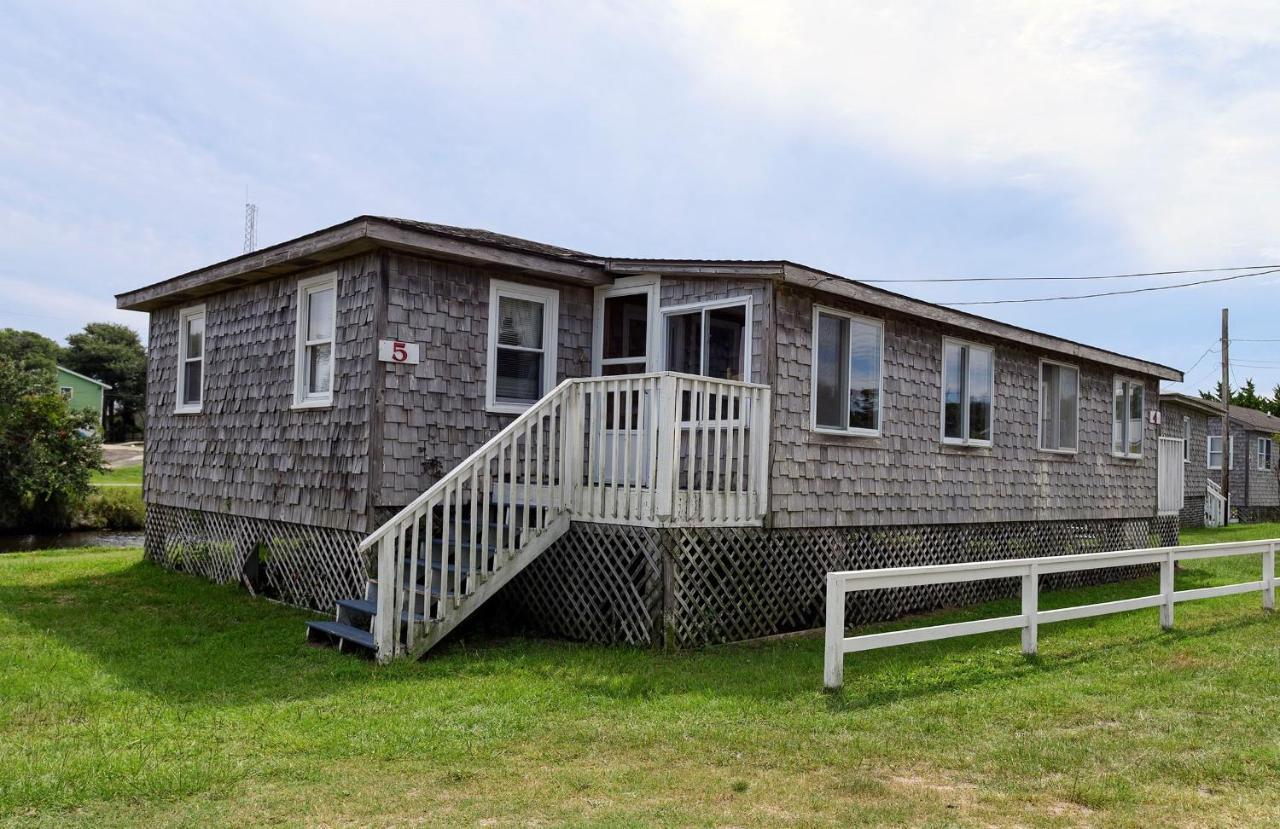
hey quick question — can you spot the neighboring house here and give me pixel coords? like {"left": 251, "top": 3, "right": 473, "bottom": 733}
{"left": 116, "top": 216, "right": 1183, "bottom": 661}
{"left": 1208, "top": 404, "right": 1280, "bottom": 522}
{"left": 1158, "top": 392, "right": 1221, "bottom": 527}
{"left": 56, "top": 365, "right": 110, "bottom": 429}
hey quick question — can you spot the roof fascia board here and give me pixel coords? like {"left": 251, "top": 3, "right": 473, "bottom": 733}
{"left": 781, "top": 264, "right": 1183, "bottom": 382}
{"left": 1160, "top": 393, "right": 1224, "bottom": 417}
{"left": 606, "top": 261, "right": 784, "bottom": 278}
{"left": 365, "top": 221, "right": 607, "bottom": 286}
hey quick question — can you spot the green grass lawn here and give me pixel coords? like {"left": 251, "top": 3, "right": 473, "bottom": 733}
{"left": 3, "top": 525, "right": 1280, "bottom": 827}
{"left": 90, "top": 464, "right": 142, "bottom": 486}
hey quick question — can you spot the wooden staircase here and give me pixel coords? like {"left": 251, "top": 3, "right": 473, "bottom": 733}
{"left": 306, "top": 499, "right": 565, "bottom": 658}
{"left": 305, "top": 371, "right": 772, "bottom": 662}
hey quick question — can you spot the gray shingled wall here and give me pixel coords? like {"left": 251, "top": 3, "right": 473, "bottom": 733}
{"left": 1159, "top": 400, "right": 1210, "bottom": 526}
{"left": 144, "top": 256, "right": 377, "bottom": 533}
{"left": 769, "top": 285, "right": 1160, "bottom": 528}
{"left": 1206, "top": 419, "right": 1280, "bottom": 511}
{"left": 376, "top": 253, "right": 593, "bottom": 507}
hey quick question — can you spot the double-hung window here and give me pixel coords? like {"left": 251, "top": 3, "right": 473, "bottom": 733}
{"left": 294, "top": 274, "right": 337, "bottom": 408}
{"left": 1183, "top": 417, "right": 1192, "bottom": 462}
{"left": 1207, "top": 435, "right": 1234, "bottom": 470}
{"left": 487, "top": 280, "right": 559, "bottom": 413}
{"left": 1111, "top": 378, "right": 1145, "bottom": 458}
{"left": 176, "top": 304, "right": 206, "bottom": 413}
{"left": 811, "top": 306, "right": 883, "bottom": 435}
{"left": 941, "top": 339, "right": 994, "bottom": 446}
{"left": 1038, "top": 360, "right": 1079, "bottom": 452}
{"left": 1257, "top": 437, "right": 1273, "bottom": 470}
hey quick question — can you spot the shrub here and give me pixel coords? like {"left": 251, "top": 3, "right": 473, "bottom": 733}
{"left": 76, "top": 488, "right": 145, "bottom": 530}
{"left": 0, "top": 357, "right": 103, "bottom": 529}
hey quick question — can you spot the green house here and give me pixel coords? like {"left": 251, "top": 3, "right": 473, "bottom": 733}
{"left": 56, "top": 365, "right": 111, "bottom": 429}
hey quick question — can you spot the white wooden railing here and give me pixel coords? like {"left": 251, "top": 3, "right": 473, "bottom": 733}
{"left": 1205, "top": 479, "right": 1228, "bottom": 527}
{"left": 360, "top": 371, "right": 771, "bottom": 661}
{"left": 823, "top": 538, "right": 1278, "bottom": 689}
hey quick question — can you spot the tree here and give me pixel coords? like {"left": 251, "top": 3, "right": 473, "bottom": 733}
{"left": 0, "top": 357, "right": 103, "bottom": 529}
{"left": 1199, "top": 378, "right": 1277, "bottom": 416}
{"left": 61, "top": 322, "right": 147, "bottom": 442}
{"left": 0, "top": 328, "right": 59, "bottom": 389}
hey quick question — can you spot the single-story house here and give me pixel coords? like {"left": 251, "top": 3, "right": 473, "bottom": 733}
{"left": 56, "top": 365, "right": 110, "bottom": 429}
{"left": 1160, "top": 393, "right": 1280, "bottom": 526}
{"left": 116, "top": 216, "right": 1184, "bottom": 661}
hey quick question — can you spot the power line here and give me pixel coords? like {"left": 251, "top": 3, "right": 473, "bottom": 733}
{"left": 939, "top": 268, "right": 1280, "bottom": 306}
{"left": 863, "top": 263, "right": 1280, "bottom": 284}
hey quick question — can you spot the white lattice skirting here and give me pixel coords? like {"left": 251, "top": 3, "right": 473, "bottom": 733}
{"left": 145, "top": 504, "right": 366, "bottom": 611}
{"left": 506, "top": 515, "right": 1180, "bottom": 648}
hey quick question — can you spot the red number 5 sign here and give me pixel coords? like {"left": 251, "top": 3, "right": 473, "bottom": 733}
{"left": 377, "top": 339, "right": 421, "bottom": 365}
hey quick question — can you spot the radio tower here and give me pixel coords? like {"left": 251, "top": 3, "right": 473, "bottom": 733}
{"left": 243, "top": 201, "right": 258, "bottom": 253}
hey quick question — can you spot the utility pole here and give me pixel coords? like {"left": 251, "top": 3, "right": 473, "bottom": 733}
{"left": 1220, "top": 307, "right": 1231, "bottom": 504}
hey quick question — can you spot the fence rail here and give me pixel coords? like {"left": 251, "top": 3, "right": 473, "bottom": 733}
{"left": 823, "top": 538, "right": 1278, "bottom": 689}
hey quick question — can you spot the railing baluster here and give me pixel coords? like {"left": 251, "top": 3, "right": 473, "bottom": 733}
{"left": 422, "top": 500, "right": 435, "bottom": 621}
{"left": 403, "top": 517, "right": 417, "bottom": 650}
{"left": 453, "top": 476, "right": 464, "bottom": 602}
{"left": 522, "top": 419, "right": 533, "bottom": 542}
{"left": 594, "top": 384, "right": 607, "bottom": 520}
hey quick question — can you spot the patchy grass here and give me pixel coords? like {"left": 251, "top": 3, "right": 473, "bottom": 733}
{"left": 2, "top": 527, "right": 1280, "bottom": 827}
{"left": 90, "top": 464, "right": 142, "bottom": 486}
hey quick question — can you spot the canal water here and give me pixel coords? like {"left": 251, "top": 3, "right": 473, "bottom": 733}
{"left": 0, "top": 530, "right": 145, "bottom": 553}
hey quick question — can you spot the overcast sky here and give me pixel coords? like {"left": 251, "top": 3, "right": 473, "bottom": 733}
{"left": 3, "top": 1, "right": 1279, "bottom": 396}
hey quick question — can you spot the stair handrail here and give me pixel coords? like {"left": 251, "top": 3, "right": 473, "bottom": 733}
{"left": 357, "top": 376, "right": 579, "bottom": 553}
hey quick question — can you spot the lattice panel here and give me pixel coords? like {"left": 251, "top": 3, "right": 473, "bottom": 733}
{"left": 667, "top": 516, "right": 1180, "bottom": 648}
{"left": 504, "top": 522, "right": 664, "bottom": 645}
{"left": 145, "top": 504, "right": 367, "bottom": 612}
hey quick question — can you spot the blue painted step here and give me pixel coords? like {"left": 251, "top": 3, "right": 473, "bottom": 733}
{"left": 306, "top": 620, "right": 375, "bottom": 651}
{"left": 336, "top": 597, "right": 425, "bottom": 623}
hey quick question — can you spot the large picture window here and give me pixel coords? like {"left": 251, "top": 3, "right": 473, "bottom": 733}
{"left": 1112, "top": 377, "right": 1144, "bottom": 458}
{"left": 294, "top": 274, "right": 337, "bottom": 407}
{"left": 942, "top": 339, "right": 994, "bottom": 446}
{"left": 811, "top": 307, "right": 883, "bottom": 435}
{"left": 487, "top": 280, "right": 559, "bottom": 413}
{"left": 176, "top": 304, "right": 206, "bottom": 414}
{"left": 1038, "top": 360, "right": 1079, "bottom": 452}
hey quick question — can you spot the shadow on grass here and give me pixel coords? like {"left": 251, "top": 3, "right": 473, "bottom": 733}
{"left": 1, "top": 550, "right": 1272, "bottom": 714}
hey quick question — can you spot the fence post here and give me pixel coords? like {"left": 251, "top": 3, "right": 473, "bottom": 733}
{"left": 562, "top": 384, "right": 583, "bottom": 510}
{"left": 375, "top": 534, "right": 397, "bottom": 663}
{"left": 654, "top": 374, "right": 679, "bottom": 522}
{"left": 1160, "top": 551, "right": 1175, "bottom": 631}
{"left": 824, "top": 572, "right": 845, "bottom": 690}
{"left": 1264, "top": 541, "right": 1275, "bottom": 612}
{"left": 1021, "top": 563, "right": 1038, "bottom": 656}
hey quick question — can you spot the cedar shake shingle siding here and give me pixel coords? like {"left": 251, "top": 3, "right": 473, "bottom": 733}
{"left": 768, "top": 286, "right": 1159, "bottom": 528}
{"left": 377, "top": 253, "right": 593, "bottom": 507}
{"left": 144, "top": 255, "right": 377, "bottom": 533}
{"left": 1206, "top": 411, "right": 1280, "bottom": 510}
{"left": 1158, "top": 397, "right": 1212, "bottom": 526}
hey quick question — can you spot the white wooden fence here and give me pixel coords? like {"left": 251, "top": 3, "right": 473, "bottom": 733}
{"left": 823, "top": 538, "right": 1278, "bottom": 689}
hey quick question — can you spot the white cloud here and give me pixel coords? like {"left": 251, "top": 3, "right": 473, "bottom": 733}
{"left": 661, "top": 1, "right": 1280, "bottom": 263}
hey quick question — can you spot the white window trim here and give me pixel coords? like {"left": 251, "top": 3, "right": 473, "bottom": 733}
{"left": 1207, "top": 434, "right": 1234, "bottom": 470}
{"left": 1036, "top": 358, "right": 1079, "bottom": 455}
{"left": 292, "top": 273, "right": 338, "bottom": 409}
{"left": 175, "top": 303, "right": 206, "bottom": 414}
{"left": 656, "top": 295, "right": 754, "bottom": 382}
{"left": 486, "top": 279, "right": 560, "bottom": 415}
{"left": 1257, "top": 436, "right": 1273, "bottom": 471}
{"left": 591, "top": 276, "right": 659, "bottom": 376}
{"left": 1183, "top": 416, "right": 1191, "bottom": 463}
{"left": 940, "top": 337, "right": 995, "bottom": 448}
{"left": 809, "top": 304, "right": 884, "bottom": 437}
{"left": 1111, "top": 375, "right": 1145, "bottom": 459}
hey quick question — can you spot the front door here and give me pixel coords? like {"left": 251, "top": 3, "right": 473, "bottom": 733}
{"left": 595, "top": 285, "right": 656, "bottom": 484}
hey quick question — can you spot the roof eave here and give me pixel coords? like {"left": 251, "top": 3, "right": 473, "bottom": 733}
{"left": 116, "top": 217, "right": 608, "bottom": 312}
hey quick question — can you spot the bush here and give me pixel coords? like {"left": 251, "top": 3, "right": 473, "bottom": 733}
{"left": 0, "top": 357, "right": 103, "bottom": 530}
{"left": 76, "top": 488, "right": 145, "bottom": 530}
